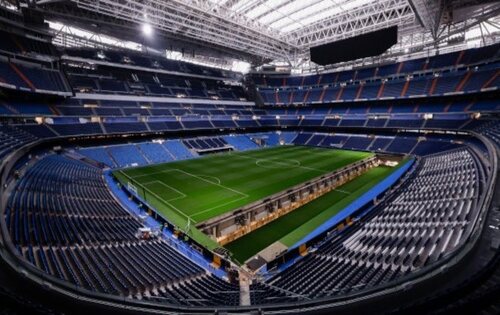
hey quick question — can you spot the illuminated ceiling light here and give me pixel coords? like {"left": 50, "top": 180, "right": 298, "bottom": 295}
{"left": 142, "top": 23, "right": 153, "bottom": 36}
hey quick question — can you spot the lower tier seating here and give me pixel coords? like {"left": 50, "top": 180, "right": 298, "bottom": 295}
{"left": 264, "top": 149, "right": 483, "bottom": 302}
{"left": 5, "top": 155, "right": 241, "bottom": 305}
{"left": 0, "top": 124, "right": 38, "bottom": 158}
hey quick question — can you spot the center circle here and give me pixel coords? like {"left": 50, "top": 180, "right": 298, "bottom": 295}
{"left": 255, "top": 159, "right": 301, "bottom": 169}
{"left": 196, "top": 175, "right": 221, "bottom": 184}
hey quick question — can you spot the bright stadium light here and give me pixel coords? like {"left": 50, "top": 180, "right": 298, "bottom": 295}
{"left": 142, "top": 23, "right": 153, "bottom": 36}
{"left": 232, "top": 60, "right": 251, "bottom": 74}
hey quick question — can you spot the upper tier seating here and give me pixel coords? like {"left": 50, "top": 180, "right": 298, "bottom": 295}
{"left": 0, "top": 60, "right": 69, "bottom": 94}
{"left": 43, "top": 101, "right": 266, "bottom": 118}
{"left": 63, "top": 47, "right": 240, "bottom": 80}
{"left": 0, "top": 30, "right": 55, "bottom": 56}
{"left": 255, "top": 43, "right": 499, "bottom": 106}
{"left": 0, "top": 29, "right": 70, "bottom": 95}
{"left": 258, "top": 69, "right": 499, "bottom": 105}
{"left": 253, "top": 44, "right": 499, "bottom": 88}
{"left": 0, "top": 60, "right": 29, "bottom": 89}
{"left": 65, "top": 61, "right": 245, "bottom": 101}
{"left": 0, "top": 112, "right": 489, "bottom": 149}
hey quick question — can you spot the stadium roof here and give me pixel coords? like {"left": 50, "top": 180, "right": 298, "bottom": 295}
{"left": 22, "top": 0, "right": 500, "bottom": 66}
{"left": 214, "top": 0, "right": 384, "bottom": 34}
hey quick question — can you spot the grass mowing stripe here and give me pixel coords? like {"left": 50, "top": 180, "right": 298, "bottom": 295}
{"left": 223, "top": 165, "right": 401, "bottom": 263}
{"left": 143, "top": 180, "right": 186, "bottom": 202}
{"left": 279, "top": 166, "right": 396, "bottom": 247}
{"left": 113, "top": 146, "right": 373, "bottom": 251}
{"left": 115, "top": 146, "right": 372, "bottom": 222}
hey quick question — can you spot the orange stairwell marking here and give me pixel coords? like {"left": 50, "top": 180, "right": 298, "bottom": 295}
{"left": 443, "top": 102, "right": 452, "bottom": 113}
{"left": 319, "top": 88, "right": 327, "bottom": 103}
{"left": 377, "top": 82, "right": 385, "bottom": 99}
{"left": 482, "top": 70, "right": 499, "bottom": 89}
{"left": 336, "top": 86, "right": 344, "bottom": 101}
{"left": 464, "top": 101, "right": 475, "bottom": 112}
{"left": 334, "top": 72, "right": 340, "bottom": 84}
{"left": 355, "top": 84, "right": 364, "bottom": 99}
{"left": 49, "top": 104, "right": 61, "bottom": 115}
{"left": 401, "top": 80, "right": 410, "bottom": 97}
{"left": 428, "top": 77, "right": 439, "bottom": 95}
{"left": 455, "top": 51, "right": 465, "bottom": 66}
{"left": 2, "top": 102, "right": 19, "bottom": 114}
{"left": 303, "top": 90, "right": 310, "bottom": 103}
{"left": 396, "top": 62, "right": 404, "bottom": 74}
{"left": 455, "top": 71, "right": 472, "bottom": 92}
{"left": 10, "top": 63, "right": 36, "bottom": 90}
{"left": 422, "top": 61, "right": 429, "bottom": 71}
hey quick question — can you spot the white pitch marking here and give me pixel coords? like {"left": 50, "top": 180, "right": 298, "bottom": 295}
{"left": 130, "top": 168, "right": 179, "bottom": 179}
{"left": 173, "top": 169, "right": 249, "bottom": 198}
{"left": 138, "top": 182, "right": 193, "bottom": 222}
{"left": 194, "top": 174, "right": 222, "bottom": 185}
{"left": 129, "top": 168, "right": 249, "bottom": 219}
{"left": 231, "top": 153, "right": 330, "bottom": 173}
{"left": 334, "top": 189, "right": 351, "bottom": 195}
{"left": 131, "top": 168, "right": 246, "bottom": 198}
{"left": 190, "top": 195, "right": 249, "bottom": 219}
{"left": 143, "top": 180, "right": 187, "bottom": 202}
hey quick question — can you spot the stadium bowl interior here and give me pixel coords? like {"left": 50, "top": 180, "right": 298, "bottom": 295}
{"left": 0, "top": 1, "right": 499, "bottom": 314}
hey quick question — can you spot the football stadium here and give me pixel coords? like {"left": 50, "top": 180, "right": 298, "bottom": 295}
{"left": 0, "top": 0, "right": 498, "bottom": 314}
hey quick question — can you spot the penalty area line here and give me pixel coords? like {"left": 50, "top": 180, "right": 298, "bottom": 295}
{"left": 142, "top": 180, "right": 187, "bottom": 202}
{"left": 190, "top": 195, "right": 249, "bottom": 220}
{"left": 137, "top": 181, "right": 194, "bottom": 224}
{"left": 334, "top": 189, "right": 351, "bottom": 195}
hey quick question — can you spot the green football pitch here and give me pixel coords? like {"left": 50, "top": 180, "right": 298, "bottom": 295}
{"left": 225, "top": 164, "right": 405, "bottom": 263}
{"left": 114, "top": 145, "right": 373, "bottom": 250}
